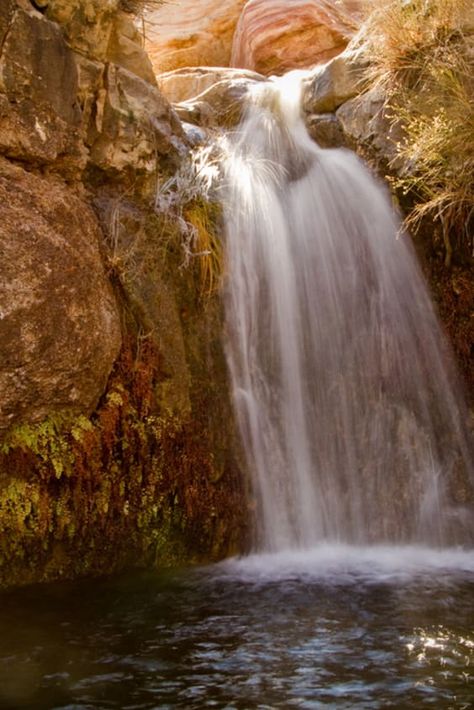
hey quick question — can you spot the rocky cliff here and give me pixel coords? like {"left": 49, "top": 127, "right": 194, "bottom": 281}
{"left": 0, "top": 0, "right": 248, "bottom": 589}
{"left": 1, "top": 0, "right": 472, "bottom": 589}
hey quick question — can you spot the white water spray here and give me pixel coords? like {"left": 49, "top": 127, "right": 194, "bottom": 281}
{"left": 221, "top": 71, "right": 473, "bottom": 552}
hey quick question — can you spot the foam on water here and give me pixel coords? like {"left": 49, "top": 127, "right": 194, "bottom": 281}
{"left": 214, "top": 545, "right": 474, "bottom": 584}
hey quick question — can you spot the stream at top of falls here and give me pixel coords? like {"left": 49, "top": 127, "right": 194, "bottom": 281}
{"left": 1, "top": 71, "right": 473, "bottom": 709}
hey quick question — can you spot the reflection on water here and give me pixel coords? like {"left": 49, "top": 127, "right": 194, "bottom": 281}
{"left": 0, "top": 545, "right": 473, "bottom": 709}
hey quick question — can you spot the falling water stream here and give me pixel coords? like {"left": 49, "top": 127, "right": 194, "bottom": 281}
{"left": 222, "top": 71, "right": 474, "bottom": 550}
{"left": 0, "top": 72, "right": 473, "bottom": 709}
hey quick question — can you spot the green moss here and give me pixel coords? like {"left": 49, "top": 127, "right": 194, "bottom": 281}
{"left": 0, "top": 335, "right": 248, "bottom": 590}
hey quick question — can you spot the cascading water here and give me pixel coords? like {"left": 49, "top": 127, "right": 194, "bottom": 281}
{"left": 221, "top": 71, "right": 473, "bottom": 552}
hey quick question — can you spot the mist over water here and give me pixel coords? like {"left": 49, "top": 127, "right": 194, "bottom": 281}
{"left": 222, "top": 70, "right": 474, "bottom": 552}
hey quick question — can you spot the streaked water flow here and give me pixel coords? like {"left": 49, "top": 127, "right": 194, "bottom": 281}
{"left": 222, "top": 71, "right": 474, "bottom": 551}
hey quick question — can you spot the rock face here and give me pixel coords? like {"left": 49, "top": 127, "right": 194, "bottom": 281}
{"left": 0, "top": 2, "right": 85, "bottom": 172}
{"left": 158, "top": 66, "right": 265, "bottom": 128}
{"left": 231, "top": 0, "right": 361, "bottom": 75}
{"left": 145, "top": 0, "right": 246, "bottom": 73}
{"left": 0, "top": 0, "right": 248, "bottom": 589}
{"left": 157, "top": 66, "right": 264, "bottom": 105}
{"left": 88, "top": 63, "right": 186, "bottom": 179}
{"left": 0, "top": 158, "right": 122, "bottom": 430}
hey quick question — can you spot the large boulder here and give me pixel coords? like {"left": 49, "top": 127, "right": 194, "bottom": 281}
{"left": 231, "top": 0, "right": 362, "bottom": 75}
{"left": 0, "top": 158, "right": 121, "bottom": 430}
{"left": 335, "top": 85, "right": 404, "bottom": 168}
{"left": 145, "top": 0, "right": 246, "bottom": 73}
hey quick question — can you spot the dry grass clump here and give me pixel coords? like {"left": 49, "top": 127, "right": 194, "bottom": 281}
{"left": 120, "top": 0, "right": 165, "bottom": 14}
{"left": 155, "top": 145, "right": 224, "bottom": 296}
{"left": 183, "top": 200, "right": 223, "bottom": 297}
{"left": 359, "top": 0, "right": 474, "bottom": 263}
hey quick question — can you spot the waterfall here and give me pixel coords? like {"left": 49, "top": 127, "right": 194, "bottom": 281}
{"left": 221, "top": 71, "right": 473, "bottom": 552}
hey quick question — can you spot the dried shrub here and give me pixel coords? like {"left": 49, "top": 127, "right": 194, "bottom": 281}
{"left": 358, "top": 0, "right": 474, "bottom": 263}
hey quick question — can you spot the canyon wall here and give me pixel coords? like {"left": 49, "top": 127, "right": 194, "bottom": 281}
{"left": 0, "top": 0, "right": 248, "bottom": 589}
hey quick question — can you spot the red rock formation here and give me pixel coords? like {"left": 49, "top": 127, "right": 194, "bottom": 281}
{"left": 231, "top": 0, "right": 362, "bottom": 76}
{"left": 145, "top": 0, "right": 246, "bottom": 73}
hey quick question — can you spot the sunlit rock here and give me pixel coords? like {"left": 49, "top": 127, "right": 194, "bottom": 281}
{"left": 145, "top": 0, "right": 246, "bottom": 73}
{"left": 45, "top": 0, "right": 121, "bottom": 62}
{"left": 158, "top": 66, "right": 265, "bottom": 128}
{"left": 302, "top": 48, "right": 369, "bottom": 114}
{"left": 88, "top": 65, "right": 187, "bottom": 181}
{"left": 158, "top": 66, "right": 264, "bottom": 104}
{"left": 231, "top": 0, "right": 362, "bottom": 76}
{"left": 107, "top": 10, "right": 157, "bottom": 84}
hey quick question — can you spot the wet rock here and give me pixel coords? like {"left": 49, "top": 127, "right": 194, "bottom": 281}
{"left": 306, "top": 113, "right": 347, "bottom": 148}
{"left": 145, "top": 0, "right": 246, "bottom": 73}
{"left": 231, "top": 0, "right": 362, "bottom": 75}
{"left": 0, "top": 158, "right": 122, "bottom": 430}
{"left": 95, "top": 198, "right": 192, "bottom": 418}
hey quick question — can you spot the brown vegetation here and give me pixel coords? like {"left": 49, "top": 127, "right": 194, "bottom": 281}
{"left": 360, "top": 0, "right": 474, "bottom": 264}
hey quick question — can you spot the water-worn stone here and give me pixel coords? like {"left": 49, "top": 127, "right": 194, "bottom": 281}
{"left": 302, "top": 49, "right": 369, "bottom": 114}
{"left": 0, "top": 4, "right": 85, "bottom": 172}
{"left": 231, "top": 0, "right": 362, "bottom": 75}
{"left": 145, "top": 0, "right": 245, "bottom": 73}
{"left": 158, "top": 66, "right": 265, "bottom": 104}
{"left": 0, "top": 158, "right": 122, "bottom": 430}
{"left": 159, "top": 67, "right": 265, "bottom": 128}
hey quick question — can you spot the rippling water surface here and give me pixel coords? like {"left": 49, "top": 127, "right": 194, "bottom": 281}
{"left": 0, "top": 545, "right": 473, "bottom": 709}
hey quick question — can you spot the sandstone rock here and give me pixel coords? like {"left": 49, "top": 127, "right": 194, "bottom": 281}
{"left": 158, "top": 66, "right": 264, "bottom": 104}
{"left": 88, "top": 64, "right": 187, "bottom": 182}
{"left": 157, "top": 66, "right": 265, "bottom": 128}
{"left": 74, "top": 52, "right": 105, "bottom": 136}
{"left": 0, "top": 158, "right": 121, "bottom": 430}
{"left": 46, "top": 0, "right": 121, "bottom": 62}
{"left": 231, "top": 0, "right": 362, "bottom": 76}
{"left": 302, "top": 49, "right": 369, "bottom": 114}
{"left": 0, "top": 5, "right": 85, "bottom": 172}
{"left": 145, "top": 0, "right": 245, "bottom": 73}
{"left": 107, "top": 10, "right": 157, "bottom": 85}
{"left": 174, "top": 80, "right": 255, "bottom": 129}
